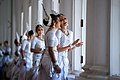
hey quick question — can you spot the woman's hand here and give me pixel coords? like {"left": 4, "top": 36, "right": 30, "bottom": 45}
{"left": 22, "top": 58, "right": 26, "bottom": 66}
{"left": 76, "top": 42, "right": 83, "bottom": 47}
{"left": 72, "top": 39, "right": 80, "bottom": 46}
{"left": 54, "top": 65, "right": 61, "bottom": 73}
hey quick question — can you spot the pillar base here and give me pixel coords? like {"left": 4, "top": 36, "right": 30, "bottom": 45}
{"left": 78, "top": 65, "right": 109, "bottom": 80}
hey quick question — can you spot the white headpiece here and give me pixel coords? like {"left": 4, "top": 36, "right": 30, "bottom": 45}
{"left": 22, "top": 30, "right": 28, "bottom": 41}
{"left": 16, "top": 32, "right": 20, "bottom": 43}
{"left": 21, "top": 23, "right": 30, "bottom": 42}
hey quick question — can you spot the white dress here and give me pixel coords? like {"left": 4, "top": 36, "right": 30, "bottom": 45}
{"left": 2, "top": 46, "right": 12, "bottom": 65}
{"left": 38, "top": 29, "right": 60, "bottom": 80}
{"left": 0, "top": 50, "right": 3, "bottom": 66}
{"left": 2, "top": 46, "right": 13, "bottom": 78}
{"left": 18, "top": 39, "right": 33, "bottom": 80}
{"left": 56, "top": 29, "right": 73, "bottom": 80}
{"left": 11, "top": 45, "right": 21, "bottom": 80}
{"left": 0, "top": 50, "right": 3, "bottom": 78}
{"left": 31, "top": 37, "right": 45, "bottom": 80}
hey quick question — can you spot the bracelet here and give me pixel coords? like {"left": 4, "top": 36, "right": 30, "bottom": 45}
{"left": 69, "top": 44, "right": 73, "bottom": 48}
{"left": 53, "top": 62, "right": 58, "bottom": 68}
{"left": 22, "top": 57, "right": 25, "bottom": 60}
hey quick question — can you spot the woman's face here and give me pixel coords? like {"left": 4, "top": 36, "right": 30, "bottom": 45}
{"left": 60, "top": 16, "right": 68, "bottom": 29}
{"left": 37, "top": 27, "right": 44, "bottom": 36}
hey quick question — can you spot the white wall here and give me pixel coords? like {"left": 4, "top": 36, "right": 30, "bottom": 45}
{"left": 0, "top": 0, "right": 11, "bottom": 43}
{"left": 86, "top": 0, "right": 110, "bottom": 67}
{"left": 0, "top": 0, "right": 13, "bottom": 54}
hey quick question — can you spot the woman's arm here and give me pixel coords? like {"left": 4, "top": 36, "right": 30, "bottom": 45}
{"left": 57, "top": 39, "right": 80, "bottom": 53}
{"left": 48, "top": 47, "right": 57, "bottom": 64}
{"left": 68, "top": 42, "right": 83, "bottom": 52}
{"left": 57, "top": 44, "right": 70, "bottom": 52}
{"left": 48, "top": 46, "right": 61, "bottom": 73}
{"left": 31, "top": 48, "right": 43, "bottom": 54}
{"left": 20, "top": 49, "right": 24, "bottom": 59}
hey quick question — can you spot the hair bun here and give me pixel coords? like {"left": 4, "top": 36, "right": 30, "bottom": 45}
{"left": 43, "top": 18, "right": 49, "bottom": 26}
{"left": 43, "top": 14, "right": 59, "bottom": 26}
{"left": 43, "top": 15, "right": 52, "bottom": 26}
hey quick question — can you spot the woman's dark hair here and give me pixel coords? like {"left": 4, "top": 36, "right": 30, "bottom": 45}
{"left": 43, "top": 14, "right": 59, "bottom": 27}
{"left": 35, "top": 25, "right": 43, "bottom": 33}
{"left": 57, "top": 13, "right": 64, "bottom": 17}
{"left": 57, "top": 13, "right": 66, "bottom": 21}
{"left": 28, "top": 30, "right": 34, "bottom": 37}
{"left": 20, "top": 36, "right": 22, "bottom": 43}
{"left": 14, "top": 39, "right": 18, "bottom": 45}
{"left": 4, "top": 40, "right": 8, "bottom": 44}
{"left": 50, "top": 14, "right": 59, "bottom": 27}
{"left": 43, "top": 18, "right": 49, "bottom": 26}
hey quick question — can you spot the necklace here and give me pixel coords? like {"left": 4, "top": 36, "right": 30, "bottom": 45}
{"left": 37, "top": 36, "right": 44, "bottom": 41}
{"left": 61, "top": 29, "right": 69, "bottom": 36}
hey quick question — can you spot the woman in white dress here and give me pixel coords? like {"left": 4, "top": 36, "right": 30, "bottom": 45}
{"left": 31, "top": 25, "right": 45, "bottom": 80}
{"left": 38, "top": 14, "right": 61, "bottom": 80}
{"left": 10, "top": 39, "right": 21, "bottom": 80}
{"left": 2, "top": 41, "right": 12, "bottom": 65}
{"left": 18, "top": 30, "right": 34, "bottom": 80}
{"left": 56, "top": 14, "right": 83, "bottom": 80}
{"left": 2, "top": 41, "right": 12, "bottom": 79}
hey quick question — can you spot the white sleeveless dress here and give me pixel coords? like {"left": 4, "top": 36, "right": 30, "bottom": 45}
{"left": 56, "top": 29, "right": 73, "bottom": 80}
{"left": 18, "top": 39, "right": 33, "bottom": 80}
{"left": 10, "top": 45, "right": 21, "bottom": 80}
{"left": 31, "top": 37, "right": 45, "bottom": 80}
{"left": 38, "top": 29, "right": 60, "bottom": 80}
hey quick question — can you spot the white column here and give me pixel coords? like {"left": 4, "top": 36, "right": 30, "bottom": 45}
{"left": 72, "top": 0, "right": 82, "bottom": 71}
{"left": 23, "top": 0, "right": 29, "bottom": 32}
{"left": 0, "top": 1, "right": 4, "bottom": 42}
{"left": 37, "top": 0, "right": 43, "bottom": 25}
{"left": 28, "top": 6, "right": 32, "bottom": 30}
{"left": 20, "top": 12, "right": 24, "bottom": 35}
{"left": 81, "top": 0, "right": 87, "bottom": 67}
{"left": 110, "top": 0, "right": 120, "bottom": 76}
{"left": 16, "top": 0, "right": 22, "bottom": 34}
{"left": 31, "top": 0, "right": 37, "bottom": 30}
{"left": 3, "top": 0, "right": 6, "bottom": 41}
{"left": 6, "top": 0, "right": 12, "bottom": 42}
{"left": 11, "top": 0, "right": 16, "bottom": 54}
{"left": 0, "top": 3, "right": 1, "bottom": 42}
{"left": 51, "top": 0, "right": 59, "bottom": 13}
{"left": 78, "top": 0, "right": 110, "bottom": 80}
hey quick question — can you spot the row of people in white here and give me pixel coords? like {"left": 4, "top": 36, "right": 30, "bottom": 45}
{"left": 3, "top": 13, "right": 82, "bottom": 80}
{"left": 38, "top": 14, "right": 83, "bottom": 80}
{"left": 7, "top": 25, "right": 45, "bottom": 80}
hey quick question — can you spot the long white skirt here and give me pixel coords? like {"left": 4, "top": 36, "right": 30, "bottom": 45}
{"left": 18, "top": 53, "right": 33, "bottom": 80}
{"left": 38, "top": 50, "right": 60, "bottom": 80}
{"left": 58, "top": 53, "right": 69, "bottom": 80}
